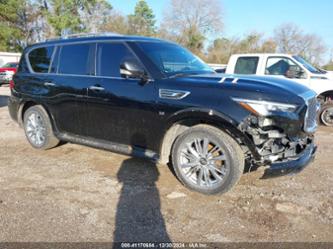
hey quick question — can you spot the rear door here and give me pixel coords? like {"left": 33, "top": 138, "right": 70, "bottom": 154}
{"left": 84, "top": 42, "right": 159, "bottom": 149}
{"left": 45, "top": 43, "right": 95, "bottom": 136}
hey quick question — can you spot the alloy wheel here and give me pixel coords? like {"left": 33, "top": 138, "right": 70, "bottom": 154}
{"left": 321, "top": 107, "right": 333, "bottom": 127}
{"left": 178, "top": 137, "right": 229, "bottom": 188}
{"left": 25, "top": 112, "right": 47, "bottom": 146}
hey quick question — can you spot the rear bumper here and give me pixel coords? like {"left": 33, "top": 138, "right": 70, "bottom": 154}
{"left": 262, "top": 142, "right": 317, "bottom": 179}
{"left": 8, "top": 95, "right": 20, "bottom": 123}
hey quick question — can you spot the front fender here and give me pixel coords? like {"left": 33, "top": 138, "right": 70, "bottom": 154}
{"left": 165, "top": 107, "right": 239, "bottom": 128}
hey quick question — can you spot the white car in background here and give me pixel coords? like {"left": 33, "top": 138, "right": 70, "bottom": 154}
{"left": 225, "top": 54, "right": 333, "bottom": 126}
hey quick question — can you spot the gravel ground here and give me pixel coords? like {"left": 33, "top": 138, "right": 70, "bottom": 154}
{"left": 0, "top": 86, "right": 332, "bottom": 242}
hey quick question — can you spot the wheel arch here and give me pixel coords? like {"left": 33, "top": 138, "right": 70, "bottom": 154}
{"left": 318, "top": 90, "right": 333, "bottom": 103}
{"left": 158, "top": 108, "right": 254, "bottom": 165}
{"left": 18, "top": 101, "right": 57, "bottom": 132}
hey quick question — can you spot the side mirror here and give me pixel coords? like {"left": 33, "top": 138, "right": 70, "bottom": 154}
{"left": 285, "top": 65, "right": 305, "bottom": 79}
{"left": 120, "top": 59, "right": 148, "bottom": 83}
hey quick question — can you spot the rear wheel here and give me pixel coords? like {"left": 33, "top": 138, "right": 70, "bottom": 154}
{"left": 23, "top": 105, "right": 59, "bottom": 150}
{"left": 320, "top": 102, "right": 333, "bottom": 127}
{"left": 171, "top": 125, "right": 244, "bottom": 195}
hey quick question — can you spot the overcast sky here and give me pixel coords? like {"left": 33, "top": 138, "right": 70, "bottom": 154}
{"left": 110, "top": 0, "right": 333, "bottom": 58}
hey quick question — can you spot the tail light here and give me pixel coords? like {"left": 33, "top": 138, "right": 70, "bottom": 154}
{"left": 9, "top": 79, "right": 14, "bottom": 90}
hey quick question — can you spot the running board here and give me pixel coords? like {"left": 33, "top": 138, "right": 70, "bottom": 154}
{"left": 56, "top": 132, "right": 159, "bottom": 162}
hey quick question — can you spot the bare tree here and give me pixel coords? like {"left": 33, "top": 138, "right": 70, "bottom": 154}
{"left": 274, "top": 23, "right": 327, "bottom": 65}
{"left": 81, "top": 0, "right": 113, "bottom": 33}
{"left": 160, "top": 0, "right": 223, "bottom": 54}
{"left": 206, "top": 32, "right": 277, "bottom": 64}
{"left": 101, "top": 11, "right": 130, "bottom": 35}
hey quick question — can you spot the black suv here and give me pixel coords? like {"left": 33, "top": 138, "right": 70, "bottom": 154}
{"left": 8, "top": 34, "right": 319, "bottom": 194}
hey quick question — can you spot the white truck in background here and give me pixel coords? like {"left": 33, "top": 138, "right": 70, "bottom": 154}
{"left": 0, "top": 52, "right": 21, "bottom": 67}
{"left": 224, "top": 54, "right": 333, "bottom": 127}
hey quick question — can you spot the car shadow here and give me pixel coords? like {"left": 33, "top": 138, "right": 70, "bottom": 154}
{"left": 113, "top": 134, "right": 171, "bottom": 245}
{"left": 0, "top": 95, "right": 8, "bottom": 107}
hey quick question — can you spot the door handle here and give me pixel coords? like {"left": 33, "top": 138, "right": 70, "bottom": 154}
{"left": 89, "top": 86, "right": 105, "bottom": 91}
{"left": 44, "top": 82, "right": 55, "bottom": 86}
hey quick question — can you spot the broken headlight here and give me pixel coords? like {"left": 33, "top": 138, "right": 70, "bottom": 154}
{"left": 232, "top": 98, "right": 298, "bottom": 116}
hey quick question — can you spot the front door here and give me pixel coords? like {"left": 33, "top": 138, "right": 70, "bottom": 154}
{"left": 85, "top": 42, "right": 160, "bottom": 150}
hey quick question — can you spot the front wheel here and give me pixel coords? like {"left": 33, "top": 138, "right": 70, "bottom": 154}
{"left": 320, "top": 102, "right": 333, "bottom": 127}
{"left": 171, "top": 125, "right": 244, "bottom": 195}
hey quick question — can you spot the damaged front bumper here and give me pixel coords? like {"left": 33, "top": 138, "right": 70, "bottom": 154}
{"left": 239, "top": 114, "right": 318, "bottom": 179}
{"left": 262, "top": 142, "right": 317, "bottom": 179}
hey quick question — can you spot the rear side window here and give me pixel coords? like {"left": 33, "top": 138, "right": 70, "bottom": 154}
{"left": 28, "top": 46, "right": 54, "bottom": 73}
{"left": 58, "top": 43, "right": 92, "bottom": 75}
{"left": 96, "top": 42, "right": 137, "bottom": 77}
{"left": 234, "top": 57, "right": 259, "bottom": 74}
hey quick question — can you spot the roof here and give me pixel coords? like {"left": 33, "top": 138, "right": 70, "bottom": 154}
{"left": 28, "top": 33, "right": 168, "bottom": 49}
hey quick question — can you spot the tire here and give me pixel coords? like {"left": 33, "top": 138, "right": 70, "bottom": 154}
{"left": 319, "top": 102, "right": 333, "bottom": 127}
{"left": 171, "top": 124, "right": 244, "bottom": 195}
{"left": 23, "top": 105, "right": 59, "bottom": 150}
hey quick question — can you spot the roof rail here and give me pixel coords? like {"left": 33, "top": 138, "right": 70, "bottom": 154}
{"left": 46, "top": 32, "right": 123, "bottom": 42}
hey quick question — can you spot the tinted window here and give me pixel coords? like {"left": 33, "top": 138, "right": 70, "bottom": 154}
{"left": 137, "top": 42, "right": 213, "bottom": 76}
{"left": 28, "top": 46, "right": 54, "bottom": 73}
{"left": 58, "top": 44, "right": 92, "bottom": 75}
{"left": 265, "top": 57, "right": 300, "bottom": 76}
{"left": 234, "top": 57, "right": 259, "bottom": 74}
{"left": 97, "top": 43, "right": 136, "bottom": 77}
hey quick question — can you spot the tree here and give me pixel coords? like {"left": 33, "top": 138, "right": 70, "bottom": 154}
{"left": 101, "top": 11, "right": 130, "bottom": 35}
{"left": 160, "top": 0, "right": 223, "bottom": 54}
{"left": 273, "top": 23, "right": 327, "bottom": 65}
{"left": 42, "top": 0, "right": 109, "bottom": 36}
{"left": 0, "top": 0, "right": 43, "bottom": 51}
{"left": 206, "top": 33, "right": 277, "bottom": 64}
{"left": 127, "top": 0, "right": 156, "bottom": 36}
{"left": 81, "top": 0, "right": 113, "bottom": 33}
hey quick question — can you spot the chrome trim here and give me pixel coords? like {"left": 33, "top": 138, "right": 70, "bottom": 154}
{"left": 25, "top": 39, "right": 154, "bottom": 80}
{"left": 89, "top": 86, "right": 105, "bottom": 91}
{"left": 44, "top": 82, "right": 55, "bottom": 86}
{"left": 159, "top": 89, "right": 190, "bottom": 100}
{"left": 300, "top": 91, "right": 319, "bottom": 133}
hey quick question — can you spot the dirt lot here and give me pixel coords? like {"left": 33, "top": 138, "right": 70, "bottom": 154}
{"left": 0, "top": 86, "right": 332, "bottom": 242}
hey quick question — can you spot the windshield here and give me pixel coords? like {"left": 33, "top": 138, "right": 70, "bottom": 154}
{"left": 292, "top": 55, "right": 323, "bottom": 74}
{"left": 1, "top": 62, "right": 18, "bottom": 68}
{"left": 137, "top": 42, "right": 214, "bottom": 77}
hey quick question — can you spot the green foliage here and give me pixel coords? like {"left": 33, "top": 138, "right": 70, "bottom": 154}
{"left": 128, "top": 0, "right": 156, "bottom": 36}
{"left": 0, "top": 0, "right": 330, "bottom": 67}
{"left": 0, "top": 0, "right": 31, "bottom": 51}
{"left": 45, "top": 0, "right": 104, "bottom": 36}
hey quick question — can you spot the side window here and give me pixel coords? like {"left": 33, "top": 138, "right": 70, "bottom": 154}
{"left": 58, "top": 43, "right": 92, "bottom": 75}
{"left": 28, "top": 46, "right": 54, "bottom": 73}
{"left": 96, "top": 42, "right": 137, "bottom": 77}
{"left": 234, "top": 57, "right": 259, "bottom": 74}
{"left": 265, "top": 57, "right": 300, "bottom": 76}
